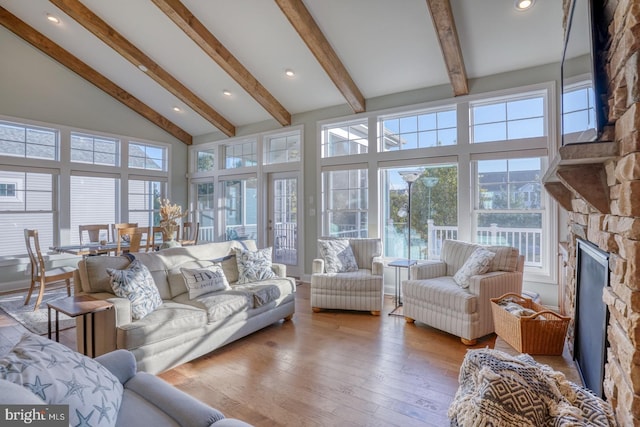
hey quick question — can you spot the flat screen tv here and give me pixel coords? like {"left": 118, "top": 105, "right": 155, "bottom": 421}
{"left": 561, "top": 0, "right": 607, "bottom": 145}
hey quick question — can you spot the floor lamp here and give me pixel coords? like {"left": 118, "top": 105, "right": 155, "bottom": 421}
{"left": 398, "top": 170, "right": 422, "bottom": 263}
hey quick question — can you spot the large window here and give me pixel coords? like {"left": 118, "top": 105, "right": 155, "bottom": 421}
{"left": 70, "top": 175, "right": 118, "bottom": 245}
{"left": 195, "top": 182, "right": 215, "bottom": 242}
{"left": 471, "top": 93, "right": 545, "bottom": 143}
{"left": 321, "top": 119, "right": 368, "bottom": 158}
{"left": 71, "top": 132, "right": 119, "bottom": 166}
{"left": 1, "top": 169, "right": 55, "bottom": 257}
{"left": 380, "top": 108, "right": 457, "bottom": 151}
{"left": 0, "top": 120, "right": 57, "bottom": 160}
{"left": 321, "top": 169, "right": 368, "bottom": 237}
{"left": 474, "top": 157, "right": 545, "bottom": 267}
{"left": 129, "top": 179, "right": 165, "bottom": 227}
{"left": 222, "top": 178, "right": 257, "bottom": 240}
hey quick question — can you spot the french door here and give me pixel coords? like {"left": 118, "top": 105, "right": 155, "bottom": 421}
{"left": 267, "top": 172, "right": 301, "bottom": 277}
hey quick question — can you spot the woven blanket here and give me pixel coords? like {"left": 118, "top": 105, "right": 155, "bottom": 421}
{"left": 448, "top": 349, "right": 616, "bottom": 427}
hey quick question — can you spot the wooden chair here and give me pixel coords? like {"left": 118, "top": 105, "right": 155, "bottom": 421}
{"left": 115, "top": 226, "right": 150, "bottom": 255}
{"left": 112, "top": 222, "right": 138, "bottom": 242}
{"left": 180, "top": 222, "right": 200, "bottom": 246}
{"left": 23, "top": 229, "right": 74, "bottom": 310}
{"left": 150, "top": 226, "right": 165, "bottom": 251}
{"left": 78, "top": 224, "right": 110, "bottom": 245}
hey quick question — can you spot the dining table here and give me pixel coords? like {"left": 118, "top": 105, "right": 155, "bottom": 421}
{"left": 49, "top": 241, "right": 128, "bottom": 256}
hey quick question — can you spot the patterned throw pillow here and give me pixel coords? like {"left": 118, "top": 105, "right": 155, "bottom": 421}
{"left": 318, "top": 239, "right": 359, "bottom": 273}
{"left": 453, "top": 247, "right": 496, "bottom": 288}
{"left": 0, "top": 333, "right": 123, "bottom": 427}
{"left": 233, "top": 247, "right": 277, "bottom": 284}
{"left": 106, "top": 259, "right": 163, "bottom": 320}
{"left": 181, "top": 265, "right": 230, "bottom": 299}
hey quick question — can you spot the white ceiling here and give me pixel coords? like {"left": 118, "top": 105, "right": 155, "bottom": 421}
{"left": 0, "top": 0, "right": 564, "bottom": 139}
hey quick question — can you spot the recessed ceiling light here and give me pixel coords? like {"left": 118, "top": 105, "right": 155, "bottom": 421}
{"left": 173, "top": 106, "right": 181, "bottom": 112}
{"left": 46, "top": 14, "right": 60, "bottom": 24}
{"left": 514, "top": 0, "right": 534, "bottom": 11}
{"left": 138, "top": 64, "right": 148, "bottom": 72}
{"left": 223, "top": 90, "right": 232, "bottom": 97}
{"left": 285, "top": 69, "right": 295, "bottom": 78}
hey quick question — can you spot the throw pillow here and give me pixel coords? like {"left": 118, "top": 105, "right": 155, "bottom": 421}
{"left": 233, "top": 247, "right": 277, "bottom": 284}
{"left": 181, "top": 264, "right": 230, "bottom": 299}
{"left": 0, "top": 333, "right": 123, "bottom": 427}
{"left": 106, "top": 259, "right": 163, "bottom": 320}
{"left": 317, "top": 239, "right": 359, "bottom": 273}
{"left": 453, "top": 247, "right": 496, "bottom": 288}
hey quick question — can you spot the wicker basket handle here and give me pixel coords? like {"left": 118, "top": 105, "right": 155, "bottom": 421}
{"left": 526, "top": 310, "right": 569, "bottom": 321}
{"left": 493, "top": 292, "right": 528, "bottom": 304}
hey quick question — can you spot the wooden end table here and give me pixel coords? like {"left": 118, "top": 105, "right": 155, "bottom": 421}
{"left": 47, "top": 295, "right": 113, "bottom": 356}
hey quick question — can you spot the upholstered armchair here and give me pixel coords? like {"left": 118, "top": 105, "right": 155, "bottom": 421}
{"left": 311, "top": 237, "right": 384, "bottom": 315}
{"left": 403, "top": 239, "right": 524, "bottom": 345}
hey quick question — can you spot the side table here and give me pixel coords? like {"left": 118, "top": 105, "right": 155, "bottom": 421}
{"left": 47, "top": 295, "right": 113, "bottom": 357}
{"left": 388, "top": 259, "right": 417, "bottom": 316}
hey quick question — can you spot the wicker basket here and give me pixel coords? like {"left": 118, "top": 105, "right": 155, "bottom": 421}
{"left": 491, "top": 293, "right": 570, "bottom": 355}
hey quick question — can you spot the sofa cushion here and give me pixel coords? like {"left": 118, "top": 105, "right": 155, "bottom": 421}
{"left": 181, "top": 265, "right": 231, "bottom": 299}
{"left": 107, "top": 260, "right": 163, "bottom": 320}
{"left": 403, "top": 276, "right": 477, "bottom": 313}
{"left": 0, "top": 333, "right": 123, "bottom": 427}
{"left": 191, "top": 292, "right": 251, "bottom": 323}
{"left": 211, "top": 254, "right": 240, "bottom": 284}
{"left": 318, "top": 239, "right": 359, "bottom": 273}
{"left": 233, "top": 284, "right": 281, "bottom": 307}
{"left": 233, "top": 247, "right": 277, "bottom": 284}
{"left": 453, "top": 247, "right": 495, "bottom": 288}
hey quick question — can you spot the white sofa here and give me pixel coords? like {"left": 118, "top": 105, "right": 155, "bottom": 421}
{"left": 403, "top": 239, "right": 524, "bottom": 345}
{"left": 74, "top": 240, "right": 296, "bottom": 374}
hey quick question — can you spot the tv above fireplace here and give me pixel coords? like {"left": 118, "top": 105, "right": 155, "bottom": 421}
{"left": 561, "top": 0, "right": 607, "bottom": 145}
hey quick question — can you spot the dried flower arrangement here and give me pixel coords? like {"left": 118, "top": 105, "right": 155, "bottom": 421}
{"left": 159, "top": 198, "right": 188, "bottom": 240}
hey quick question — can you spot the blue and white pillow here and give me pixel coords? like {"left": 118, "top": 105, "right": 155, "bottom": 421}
{"left": 453, "top": 247, "right": 496, "bottom": 288}
{"left": 106, "top": 259, "right": 163, "bottom": 320}
{"left": 318, "top": 239, "right": 359, "bottom": 273}
{"left": 233, "top": 247, "right": 277, "bottom": 284}
{"left": 0, "top": 333, "right": 123, "bottom": 427}
{"left": 181, "top": 265, "right": 230, "bottom": 299}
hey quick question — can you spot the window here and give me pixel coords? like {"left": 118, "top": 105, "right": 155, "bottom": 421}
{"left": 0, "top": 121, "right": 57, "bottom": 160}
{"left": 129, "top": 142, "right": 167, "bottom": 171}
{"left": 71, "top": 132, "right": 119, "bottom": 166}
{"left": 0, "top": 183, "right": 17, "bottom": 198}
{"left": 380, "top": 108, "right": 456, "bottom": 151}
{"left": 224, "top": 140, "right": 257, "bottom": 169}
{"left": 474, "top": 157, "right": 545, "bottom": 267}
{"left": 70, "top": 175, "right": 118, "bottom": 245}
{"left": 321, "top": 119, "right": 368, "bottom": 158}
{"left": 321, "top": 169, "right": 368, "bottom": 237}
{"left": 0, "top": 169, "right": 55, "bottom": 257}
{"left": 196, "top": 148, "right": 216, "bottom": 172}
{"left": 129, "top": 179, "right": 165, "bottom": 227}
{"left": 562, "top": 82, "right": 597, "bottom": 144}
{"left": 381, "top": 164, "right": 458, "bottom": 259}
{"left": 264, "top": 134, "right": 300, "bottom": 164}
{"left": 471, "top": 94, "right": 545, "bottom": 143}
{"left": 222, "top": 178, "right": 257, "bottom": 240}
{"left": 195, "top": 182, "right": 215, "bottom": 242}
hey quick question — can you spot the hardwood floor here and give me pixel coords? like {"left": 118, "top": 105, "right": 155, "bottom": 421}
{"left": 0, "top": 284, "right": 497, "bottom": 426}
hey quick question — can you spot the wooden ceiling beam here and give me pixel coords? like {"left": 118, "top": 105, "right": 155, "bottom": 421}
{"left": 275, "top": 0, "right": 365, "bottom": 113}
{"left": 151, "top": 0, "right": 291, "bottom": 127}
{"left": 50, "top": 0, "right": 235, "bottom": 137}
{"left": 425, "top": 0, "right": 469, "bottom": 96}
{"left": 0, "top": 7, "right": 192, "bottom": 145}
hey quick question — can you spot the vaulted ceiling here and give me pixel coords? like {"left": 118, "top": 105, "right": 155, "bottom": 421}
{"left": 0, "top": 0, "right": 563, "bottom": 145}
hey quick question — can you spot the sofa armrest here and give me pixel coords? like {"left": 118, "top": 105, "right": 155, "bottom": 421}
{"left": 409, "top": 261, "right": 447, "bottom": 280}
{"left": 125, "top": 372, "right": 225, "bottom": 427}
{"left": 372, "top": 257, "right": 384, "bottom": 276}
{"left": 95, "top": 349, "right": 137, "bottom": 384}
{"left": 312, "top": 258, "right": 324, "bottom": 274}
{"left": 271, "top": 262, "right": 286, "bottom": 278}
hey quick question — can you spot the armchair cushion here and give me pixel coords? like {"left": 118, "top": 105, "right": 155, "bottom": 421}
{"left": 318, "top": 239, "right": 358, "bottom": 273}
{"left": 453, "top": 247, "right": 495, "bottom": 288}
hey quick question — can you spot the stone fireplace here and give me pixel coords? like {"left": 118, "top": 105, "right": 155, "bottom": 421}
{"left": 544, "top": 0, "right": 640, "bottom": 424}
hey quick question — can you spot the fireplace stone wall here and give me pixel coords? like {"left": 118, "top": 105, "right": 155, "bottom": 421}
{"left": 560, "top": 0, "right": 640, "bottom": 424}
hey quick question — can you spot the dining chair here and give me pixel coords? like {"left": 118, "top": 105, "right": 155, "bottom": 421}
{"left": 115, "top": 226, "right": 150, "bottom": 255}
{"left": 112, "top": 222, "right": 138, "bottom": 242}
{"left": 78, "top": 224, "right": 110, "bottom": 245}
{"left": 23, "top": 229, "right": 74, "bottom": 310}
{"left": 180, "top": 222, "right": 200, "bottom": 246}
{"left": 150, "top": 226, "right": 165, "bottom": 251}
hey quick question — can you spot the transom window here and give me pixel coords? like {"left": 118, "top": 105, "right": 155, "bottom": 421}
{"left": 71, "top": 132, "right": 119, "bottom": 166}
{"left": 321, "top": 119, "right": 368, "bottom": 158}
{"left": 380, "top": 108, "right": 457, "bottom": 151}
{"left": 224, "top": 140, "right": 257, "bottom": 169}
{"left": 264, "top": 134, "right": 300, "bottom": 164}
{"left": 196, "top": 148, "right": 216, "bottom": 172}
{"left": 471, "top": 93, "right": 545, "bottom": 143}
{"left": 129, "top": 142, "right": 167, "bottom": 171}
{"left": 0, "top": 121, "right": 57, "bottom": 160}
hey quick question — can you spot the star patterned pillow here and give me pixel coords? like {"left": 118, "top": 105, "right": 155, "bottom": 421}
{"left": 0, "top": 333, "right": 123, "bottom": 427}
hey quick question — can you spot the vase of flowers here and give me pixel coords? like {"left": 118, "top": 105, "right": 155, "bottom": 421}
{"left": 159, "top": 198, "right": 187, "bottom": 249}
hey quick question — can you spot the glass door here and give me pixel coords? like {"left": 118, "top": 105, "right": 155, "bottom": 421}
{"left": 268, "top": 173, "right": 301, "bottom": 277}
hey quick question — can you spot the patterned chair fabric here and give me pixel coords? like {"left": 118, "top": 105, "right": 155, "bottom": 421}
{"left": 403, "top": 239, "right": 524, "bottom": 344}
{"left": 311, "top": 237, "right": 384, "bottom": 315}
